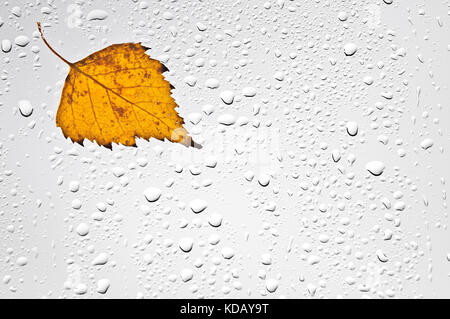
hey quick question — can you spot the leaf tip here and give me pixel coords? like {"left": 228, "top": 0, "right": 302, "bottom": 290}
{"left": 191, "top": 140, "right": 203, "bottom": 149}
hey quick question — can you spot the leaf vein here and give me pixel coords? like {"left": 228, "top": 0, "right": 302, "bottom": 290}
{"left": 69, "top": 63, "right": 174, "bottom": 132}
{"left": 86, "top": 78, "right": 104, "bottom": 141}
{"left": 105, "top": 89, "right": 127, "bottom": 138}
{"left": 91, "top": 66, "right": 156, "bottom": 76}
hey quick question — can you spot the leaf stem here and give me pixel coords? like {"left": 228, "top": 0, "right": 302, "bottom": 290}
{"left": 37, "top": 22, "right": 72, "bottom": 66}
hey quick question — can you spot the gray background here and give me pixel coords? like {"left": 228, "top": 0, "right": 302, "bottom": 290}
{"left": 0, "top": 0, "right": 450, "bottom": 298}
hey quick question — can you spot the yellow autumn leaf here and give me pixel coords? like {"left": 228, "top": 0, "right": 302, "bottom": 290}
{"left": 37, "top": 22, "right": 201, "bottom": 149}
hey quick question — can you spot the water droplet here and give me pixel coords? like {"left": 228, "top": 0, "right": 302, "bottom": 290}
{"left": 344, "top": 43, "right": 358, "bottom": 56}
{"left": 365, "top": 161, "right": 385, "bottom": 176}
{"left": 18, "top": 100, "right": 33, "bottom": 117}
{"left": 189, "top": 199, "right": 208, "bottom": 213}
{"left": 143, "top": 187, "right": 162, "bottom": 202}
